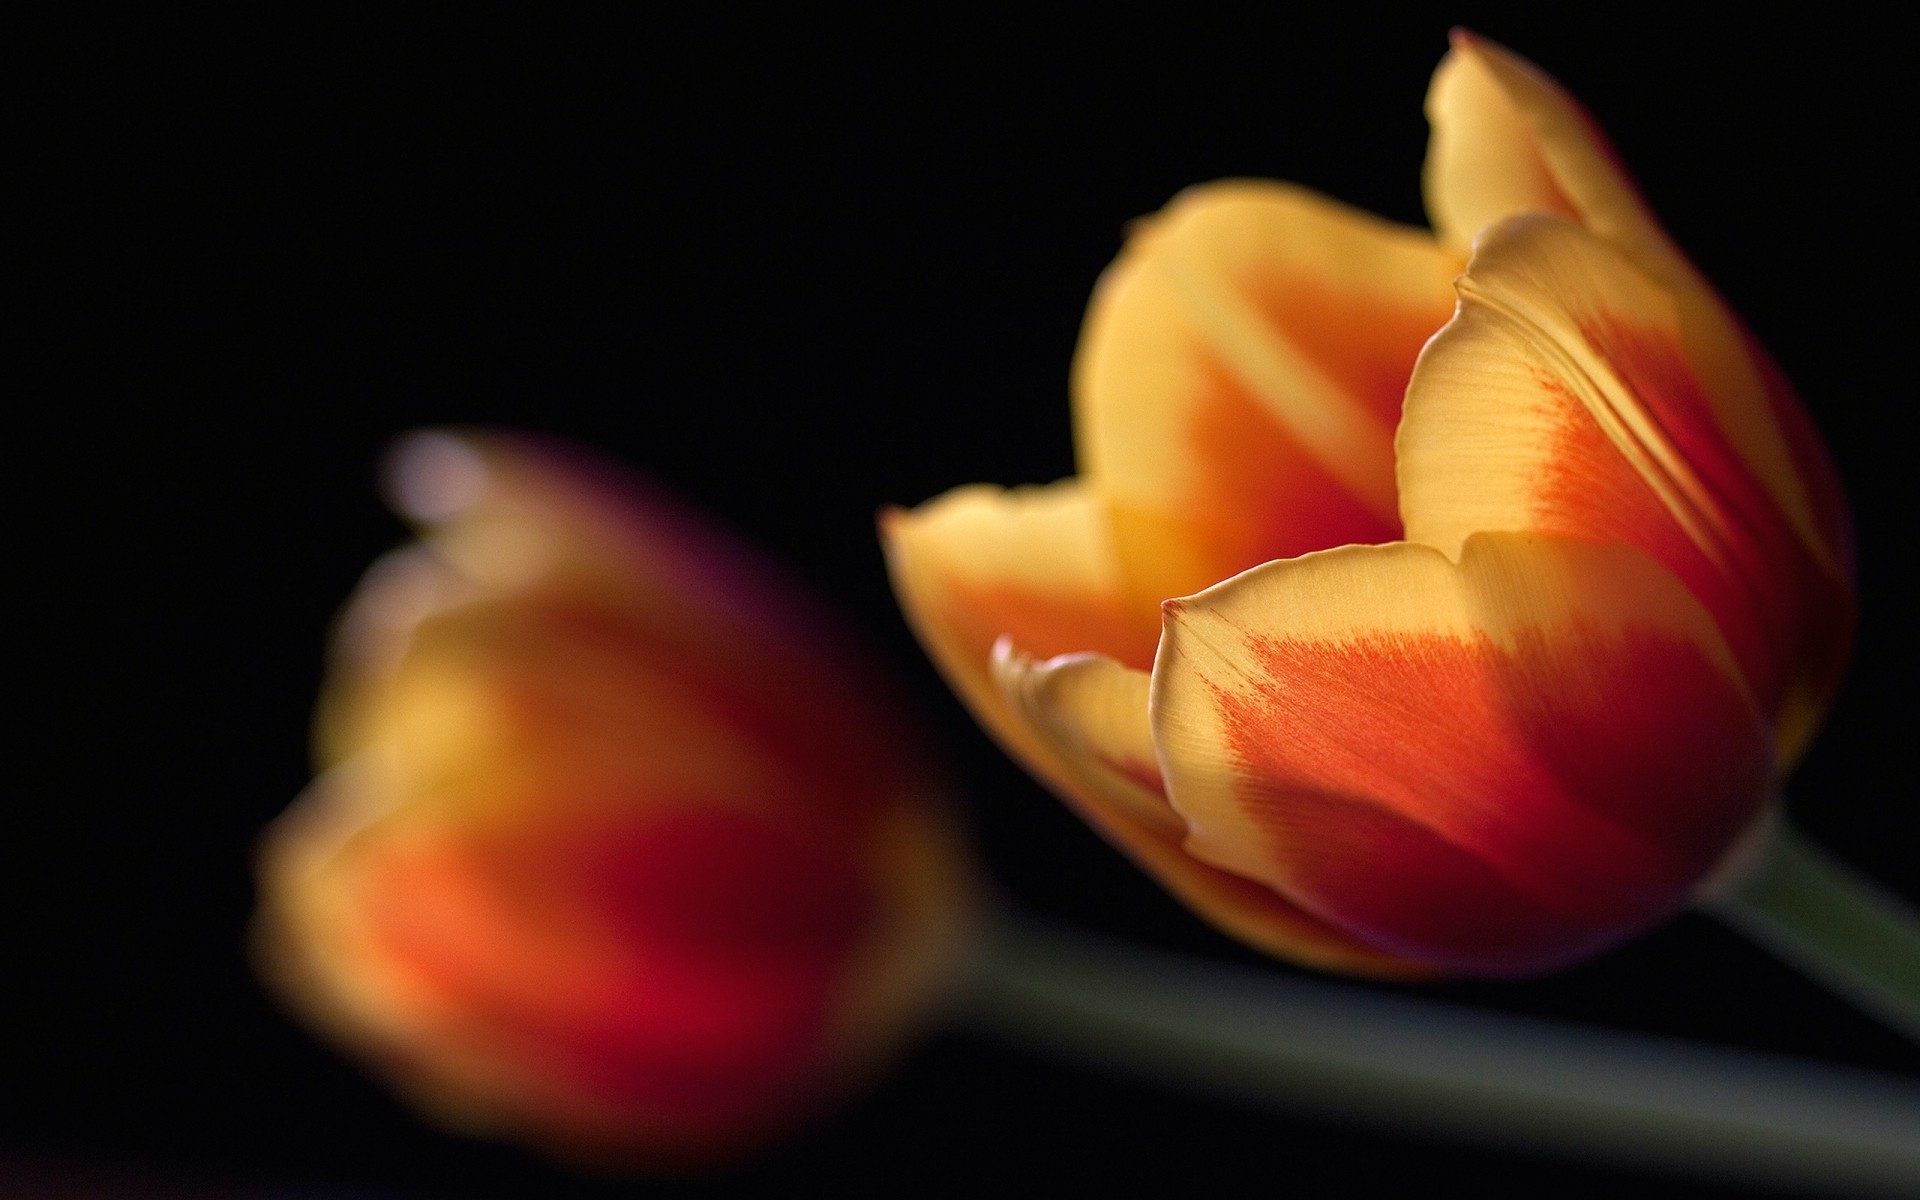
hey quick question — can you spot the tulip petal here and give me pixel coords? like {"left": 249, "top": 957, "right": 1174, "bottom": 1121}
{"left": 325, "top": 583, "right": 850, "bottom": 830}
{"left": 1424, "top": 31, "right": 1667, "bottom": 265}
{"left": 1423, "top": 34, "right": 1853, "bottom": 717}
{"left": 1398, "top": 216, "right": 1850, "bottom": 760}
{"left": 1153, "top": 533, "right": 1773, "bottom": 976}
{"left": 993, "top": 645, "right": 1422, "bottom": 977}
{"left": 260, "top": 773, "right": 878, "bottom": 1157}
{"left": 992, "top": 645, "right": 1175, "bottom": 839}
{"left": 881, "top": 479, "right": 1161, "bottom": 768}
{"left": 1073, "top": 181, "right": 1460, "bottom": 609}
{"left": 877, "top": 483, "right": 1406, "bottom": 967}
{"left": 330, "top": 432, "right": 931, "bottom": 817}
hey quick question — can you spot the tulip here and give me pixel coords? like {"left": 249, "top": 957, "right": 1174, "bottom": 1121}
{"left": 256, "top": 432, "right": 975, "bottom": 1162}
{"left": 882, "top": 34, "right": 1853, "bottom": 977}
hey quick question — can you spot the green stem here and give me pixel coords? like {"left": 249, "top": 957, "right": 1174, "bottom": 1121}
{"left": 1699, "top": 816, "right": 1920, "bottom": 1040}
{"left": 957, "top": 911, "right": 1920, "bottom": 1197}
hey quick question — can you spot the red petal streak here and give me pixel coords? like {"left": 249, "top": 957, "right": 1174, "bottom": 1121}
{"left": 1208, "top": 622, "right": 1770, "bottom": 975}
{"left": 1535, "top": 312, "right": 1844, "bottom": 741}
{"left": 1403, "top": 218, "right": 1851, "bottom": 763}
{"left": 1178, "top": 356, "right": 1401, "bottom": 570}
{"left": 357, "top": 806, "right": 873, "bottom": 1136}
{"left": 1246, "top": 265, "right": 1456, "bottom": 434}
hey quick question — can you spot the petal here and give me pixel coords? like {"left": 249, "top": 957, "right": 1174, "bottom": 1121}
{"left": 1153, "top": 533, "right": 1773, "bottom": 976}
{"left": 259, "top": 772, "right": 878, "bottom": 1158}
{"left": 329, "top": 432, "right": 929, "bottom": 819}
{"left": 1072, "top": 181, "right": 1460, "bottom": 609}
{"left": 993, "top": 645, "right": 1420, "bottom": 977}
{"left": 881, "top": 479, "right": 1160, "bottom": 773}
{"left": 876, "top": 484, "right": 1403, "bottom": 966}
{"left": 324, "top": 585, "right": 841, "bottom": 826}
{"left": 1424, "top": 34, "right": 1852, "bottom": 656}
{"left": 1424, "top": 31, "right": 1668, "bottom": 265}
{"left": 1398, "top": 216, "right": 1850, "bottom": 761}
{"left": 993, "top": 645, "right": 1176, "bottom": 839}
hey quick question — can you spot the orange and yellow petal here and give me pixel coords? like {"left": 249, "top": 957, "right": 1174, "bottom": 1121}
{"left": 328, "top": 432, "right": 931, "bottom": 820}
{"left": 1072, "top": 180, "right": 1460, "bottom": 610}
{"left": 1398, "top": 215, "right": 1851, "bottom": 762}
{"left": 993, "top": 646, "right": 1421, "bottom": 977}
{"left": 880, "top": 479, "right": 1160, "bottom": 774}
{"left": 259, "top": 775, "right": 881, "bottom": 1162}
{"left": 1423, "top": 32, "right": 1853, "bottom": 680}
{"left": 1153, "top": 533, "right": 1773, "bottom": 976}
{"left": 264, "top": 432, "right": 977, "bottom": 1161}
{"left": 1424, "top": 30, "right": 1667, "bottom": 267}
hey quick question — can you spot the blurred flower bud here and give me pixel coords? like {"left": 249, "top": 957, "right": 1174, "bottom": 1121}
{"left": 256, "top": 431, "right": 976, "bottom": 1165}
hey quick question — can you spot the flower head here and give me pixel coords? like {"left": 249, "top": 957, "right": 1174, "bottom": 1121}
{"left": 258, "top": 431, "right": 975, "bottom": 1163}
{"left": 883, "top": 34, "right": 1851, "bottom": 977}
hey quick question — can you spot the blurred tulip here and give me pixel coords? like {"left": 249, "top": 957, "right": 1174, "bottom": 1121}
{"left": 884, "top": 33, "right": 1852, "bottom": 977}
{"left": 258, "top": 432, "right": 975, "bottom": 1164}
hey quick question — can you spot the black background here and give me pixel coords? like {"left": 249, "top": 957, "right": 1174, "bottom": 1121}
{"left": 14, "top": 5, "right": 1920, "bottom": 1197}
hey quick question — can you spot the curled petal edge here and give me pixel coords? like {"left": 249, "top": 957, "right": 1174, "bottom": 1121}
{"left": 992, "top": 642, "right": 1428, "bottom": 979}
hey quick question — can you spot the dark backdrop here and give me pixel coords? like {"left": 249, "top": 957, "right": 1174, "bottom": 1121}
{"left": 15, "top": 5, "right": 1919, "bottom": 1197}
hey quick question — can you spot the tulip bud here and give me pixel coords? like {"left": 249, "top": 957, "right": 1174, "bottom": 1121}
{"left": 257, "top": 432, "right": 976, "bottom": 1164}
{"left": 884, "top": 35, "right": 1851, "bottom": 978}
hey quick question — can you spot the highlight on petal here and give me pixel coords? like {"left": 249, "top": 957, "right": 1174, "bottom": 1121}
{"left": 1072, "top": 180, "right": 1460, "bottom": 609}
{"left": 1397, "top": 216, "right": 1851, "bottom": 762}
{"left": 992, "top": 645, "right": 1420, "bottom": 977}
{"left": 262, "top": 431, "right": 977, "bottom": 1164}
{"left": 1153, "top": 533, "right": 1773, "bottom": 976}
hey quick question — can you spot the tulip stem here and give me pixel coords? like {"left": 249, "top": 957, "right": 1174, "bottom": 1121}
{"left": 1700, "top": 816, "right": 1920, "bottom": 1041}
{"left": 957, "top": 910, "right": 1920, "bottom": 1197}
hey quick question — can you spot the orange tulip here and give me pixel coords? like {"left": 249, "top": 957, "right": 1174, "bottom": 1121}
{"left": 883, "top": 33, "right": 1852, "bottom": 977}
{"left": 257, "top": 432, "right": 975, "bottom": 1163}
